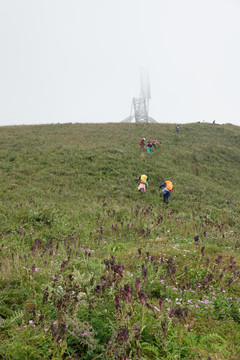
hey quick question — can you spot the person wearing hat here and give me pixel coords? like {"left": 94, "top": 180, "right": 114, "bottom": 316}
{"left": 159, "top": 180, "right": 173, "bottom": 203}
{"left": 139, "top": 138, "right": 146, "bottom": 150}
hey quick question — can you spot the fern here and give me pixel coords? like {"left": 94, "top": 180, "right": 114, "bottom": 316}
{"left": 141, "top": 341, "right": 160, "bottom": 357}
{"left": 0, "top": 310, "right": 24, "bottom": 329}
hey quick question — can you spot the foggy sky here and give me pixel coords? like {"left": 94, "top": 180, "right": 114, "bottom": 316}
{"left": 0, "top": 0, "right": 240, "bottom": 126}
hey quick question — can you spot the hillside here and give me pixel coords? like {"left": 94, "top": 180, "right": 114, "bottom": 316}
{"left": 0, "top": 122, "right": 240, "bottom": 359}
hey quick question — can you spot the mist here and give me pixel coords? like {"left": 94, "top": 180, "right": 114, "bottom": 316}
{"left": 0, "top": 0, "right": 240, "bottom": 126}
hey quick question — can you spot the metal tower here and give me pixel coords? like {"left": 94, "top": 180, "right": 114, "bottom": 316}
{"left": 122, "top": 68, "right": 157, "bottom": 123}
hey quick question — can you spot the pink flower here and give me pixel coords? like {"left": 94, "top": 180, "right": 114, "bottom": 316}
{"left": 53, "top": 321, "right": 57, "bottom": 325}
{"left": 29, "top": 320, "right": 33, "bottom": 324}
{"left": 82, "top": 331, "right": 88, "bottom": 336}
{"left": 44, "top": 328, "right": 49, "bottom": 332}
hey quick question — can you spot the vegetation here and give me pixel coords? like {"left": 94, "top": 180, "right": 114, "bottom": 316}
{"left": 0, "top": 122, "right": 239, "bottom": 360}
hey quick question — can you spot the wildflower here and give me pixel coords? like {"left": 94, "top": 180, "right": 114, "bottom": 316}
{"left": 117, "top": 327, "right": 129, "bottom": 342}
{"left": 44, "top": 328, "right": 49, "bottom": 332}
{"left": 194, "top": 235, "right": 199, "bottom": 243}
{"left": 82, "top": 331, "right": 88, "bottom": 336}
{"left": 161, "top": 321, "right": 167, "bottom": 345}
{"left": 135, "top": 278, "right": 141, "bottom": 292}
{"left": 159, "top": 298, "right": 163, "bottom": 310}
{"left": 142, "top": 265, "right": 148, "bottom": 280}
{"left": 138, "top": 290, "right": 147, "bottom": 304}
{"left": 53, "top": 320, "right": 57, "bottom": 325}
{"left": 29, "top": 320, "right": 33, "bottom": 324}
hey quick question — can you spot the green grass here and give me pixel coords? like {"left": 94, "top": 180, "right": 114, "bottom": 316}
{"left": 0, "top": 122, "right": 240, "bottom": 359}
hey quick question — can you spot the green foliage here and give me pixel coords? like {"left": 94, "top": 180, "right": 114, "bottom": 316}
{"left": 0, "top": 122, "right": 240, "bottom": 359}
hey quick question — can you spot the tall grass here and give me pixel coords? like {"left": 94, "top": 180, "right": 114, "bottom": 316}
{"left": 0, "top": 122, "right": 239, "bottom": 359}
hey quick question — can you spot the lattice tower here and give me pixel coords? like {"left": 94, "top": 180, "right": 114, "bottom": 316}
{"left": 122, "top": 69, "right": 156, "bottom": 123}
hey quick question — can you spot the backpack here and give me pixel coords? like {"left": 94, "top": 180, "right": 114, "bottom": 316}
{"left": 140, "top": 174, "right": 147, "bottom": 184}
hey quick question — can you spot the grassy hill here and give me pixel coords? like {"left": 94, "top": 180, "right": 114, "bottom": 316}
{"left": 0, "top": 122, "right": 239, "bottom": 359}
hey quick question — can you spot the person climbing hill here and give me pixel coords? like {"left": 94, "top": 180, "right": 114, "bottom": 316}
{"left": 159, "top": 180, "right": 173, "bottom": 203}
{"left": 152, "top": 140, "right": 157, "bottom": 148}
{"left": 139, "top": 138, "right": 146, "bottom": 149}
{"left": 146, "top": 141, "right": 152, "bottom": 153}
{"left": 137, "top": 173, "right": 149, "bottom": 192}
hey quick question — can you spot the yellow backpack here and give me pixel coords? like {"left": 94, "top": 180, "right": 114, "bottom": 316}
{"left": 140, "top": 174, "right": 147, "bottom": 184}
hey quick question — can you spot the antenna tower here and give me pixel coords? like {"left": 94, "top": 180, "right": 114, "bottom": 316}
{"left": 122, "top": 68, "right": 157, "bottom": 123}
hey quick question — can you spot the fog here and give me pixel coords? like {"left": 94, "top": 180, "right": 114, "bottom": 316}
{"left": 0, "top": 0, "right": 240, "bottom": 126}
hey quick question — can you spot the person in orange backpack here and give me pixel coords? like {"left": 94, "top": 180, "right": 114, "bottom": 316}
{"left": 159, "top": 180, "right": 173, "bottom": 203}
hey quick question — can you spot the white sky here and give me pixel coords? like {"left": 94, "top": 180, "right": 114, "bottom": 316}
{"left": 0, "top": 0, "right": 240, "bottom": 126}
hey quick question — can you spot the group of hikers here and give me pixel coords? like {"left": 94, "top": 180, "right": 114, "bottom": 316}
{"left": 138, "top": 137, "right": 173, "bottom": 204}
{"left": 139, "top": 138, "right": 159, "bottom": 153}
{"left": 137, "top": 173, "right": 173, "bottom": 204}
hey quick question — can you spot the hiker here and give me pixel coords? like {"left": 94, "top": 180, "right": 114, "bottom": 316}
{"left": 152, "top": 140, "right": 157, "bottom": 148}
{"left": 146, "top": 141, "right": 152, "bottom": 153}
{"left": 139, "top": 138, "right": 146, "bottom": 149}
{"left": 138, "top": 173, "right": 149, "bottom": 192}
{"left": 176, "top": 125, "right": 179, "bottom": 132}
{"left": 159, "top": 180, "right": 173, "bottom": 203}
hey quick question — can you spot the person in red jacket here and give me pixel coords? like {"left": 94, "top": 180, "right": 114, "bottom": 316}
{"left": 139, "top": 138, "right": 146, "bottom": 149}
{"left": 159, "top": 180, "right": 173, "bottom": 203}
